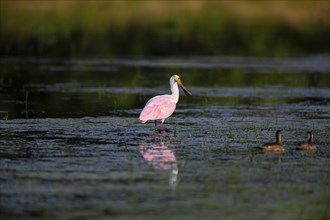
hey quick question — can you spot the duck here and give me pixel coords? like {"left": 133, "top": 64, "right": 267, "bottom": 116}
{"left": 296, "top": 131, "right": 316, "bottom": 151}
{"left": 258, "top": 130, "right": 285, "bottom": 153}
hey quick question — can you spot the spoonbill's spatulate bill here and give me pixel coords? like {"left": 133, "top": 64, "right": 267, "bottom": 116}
{"left": 139, "top": 75, "right": 192, "bottom": 131}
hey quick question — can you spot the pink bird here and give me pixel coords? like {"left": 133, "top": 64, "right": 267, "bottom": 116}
{"left": 139, "top": 75, "right": 192, "bottom": 131}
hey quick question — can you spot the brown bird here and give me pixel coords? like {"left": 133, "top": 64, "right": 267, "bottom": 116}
{"left": 258, "top": 130, "right": 285, "bottom": 153}
{"left": 296, "top": 131, "right": 316, "bottom": 151}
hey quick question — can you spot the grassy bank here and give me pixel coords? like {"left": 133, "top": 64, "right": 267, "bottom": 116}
{"left": 1, "top": 1, "right": 329, "bottom": 57}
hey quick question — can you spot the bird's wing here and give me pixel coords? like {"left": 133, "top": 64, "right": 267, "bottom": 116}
{"left": 139, "top": 95, "right": 176, "bottom": 122}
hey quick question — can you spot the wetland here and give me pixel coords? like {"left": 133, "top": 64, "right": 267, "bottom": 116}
{"left": 0, "top": 56, "right": 329, "bottom": 219}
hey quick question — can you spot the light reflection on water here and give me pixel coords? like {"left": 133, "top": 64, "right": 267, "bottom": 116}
{"left": 139, "top": 133, "right": 178, "bottom": 187}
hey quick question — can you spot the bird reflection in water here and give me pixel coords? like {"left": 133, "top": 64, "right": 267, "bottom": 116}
{"left": 139, "top": 134, "right": 178, "bottom": 187}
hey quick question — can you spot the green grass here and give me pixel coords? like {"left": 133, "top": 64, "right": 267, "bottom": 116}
{"left": 1, "top": 1, "right": 329, "bottom": 57}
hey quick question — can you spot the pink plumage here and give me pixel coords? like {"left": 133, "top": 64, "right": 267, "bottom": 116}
{"left": 139, "top": 95, "right": 177, "bottom": 123}
{"left": 139, "top": 75, "right": 192, "bottom": 131}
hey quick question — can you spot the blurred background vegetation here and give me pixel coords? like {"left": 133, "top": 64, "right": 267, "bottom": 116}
{"left": 1, "top": 0, "right": 329, "bottom": 58}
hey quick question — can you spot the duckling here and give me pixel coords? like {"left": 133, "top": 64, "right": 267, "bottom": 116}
{"left": 258, "top": 130, "right": 285, "bottom": 153}
{"left": 296, "top": 131, "right": 316, "bottom": 151}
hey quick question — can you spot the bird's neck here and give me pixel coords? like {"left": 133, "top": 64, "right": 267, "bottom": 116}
{"left": 170, "top": 83, "right": 179, "bottom": 102}
{"left": 307, "top": 133, "right": 313, "bottom": 143}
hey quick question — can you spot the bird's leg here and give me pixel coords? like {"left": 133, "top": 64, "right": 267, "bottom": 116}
{"left": 159, "top": 119, "right": 165, "bottom": 131}
{"left": 154, "top": 120, "right": 158, "bottom": 131}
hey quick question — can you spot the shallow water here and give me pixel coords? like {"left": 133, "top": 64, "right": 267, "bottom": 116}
{"left": 0, "top": 56, "right": 330, "bottom": 219}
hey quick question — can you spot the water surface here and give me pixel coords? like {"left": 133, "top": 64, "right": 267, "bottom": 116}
{"left": 0, "top": 56, "right": 329, "bottom": 219}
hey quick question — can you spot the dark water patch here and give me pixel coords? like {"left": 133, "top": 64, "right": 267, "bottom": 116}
{"left": 1, "top": 56, "right": 329, "bottom": 119}
{"left": 1, "top": 55, "right": 330, "bottom": 72}
{"left": 0, "top": 87, "right": 329, "bottom": 119}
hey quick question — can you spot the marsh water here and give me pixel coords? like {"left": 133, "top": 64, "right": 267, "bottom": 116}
{"left": 0, "top": 56, "right": 329, "bottom": 219}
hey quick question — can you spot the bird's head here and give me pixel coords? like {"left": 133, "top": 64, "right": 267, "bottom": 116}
{"left": 171, "top": 74, "right": 192, "bottom": 96}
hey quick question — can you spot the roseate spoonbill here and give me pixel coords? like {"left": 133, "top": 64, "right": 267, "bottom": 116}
{"left": 257, "top": 130, "right": 285, "bottom": 153}
{"left": 296, "top": 131, "right": 316, "bottom": 151}
{"left": 139, "top": 75, "right": 192, "bottom": 131}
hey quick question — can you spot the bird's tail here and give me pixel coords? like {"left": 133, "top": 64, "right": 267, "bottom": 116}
{"left": 253, "top": 146, "right": 264, "bottom": 150}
